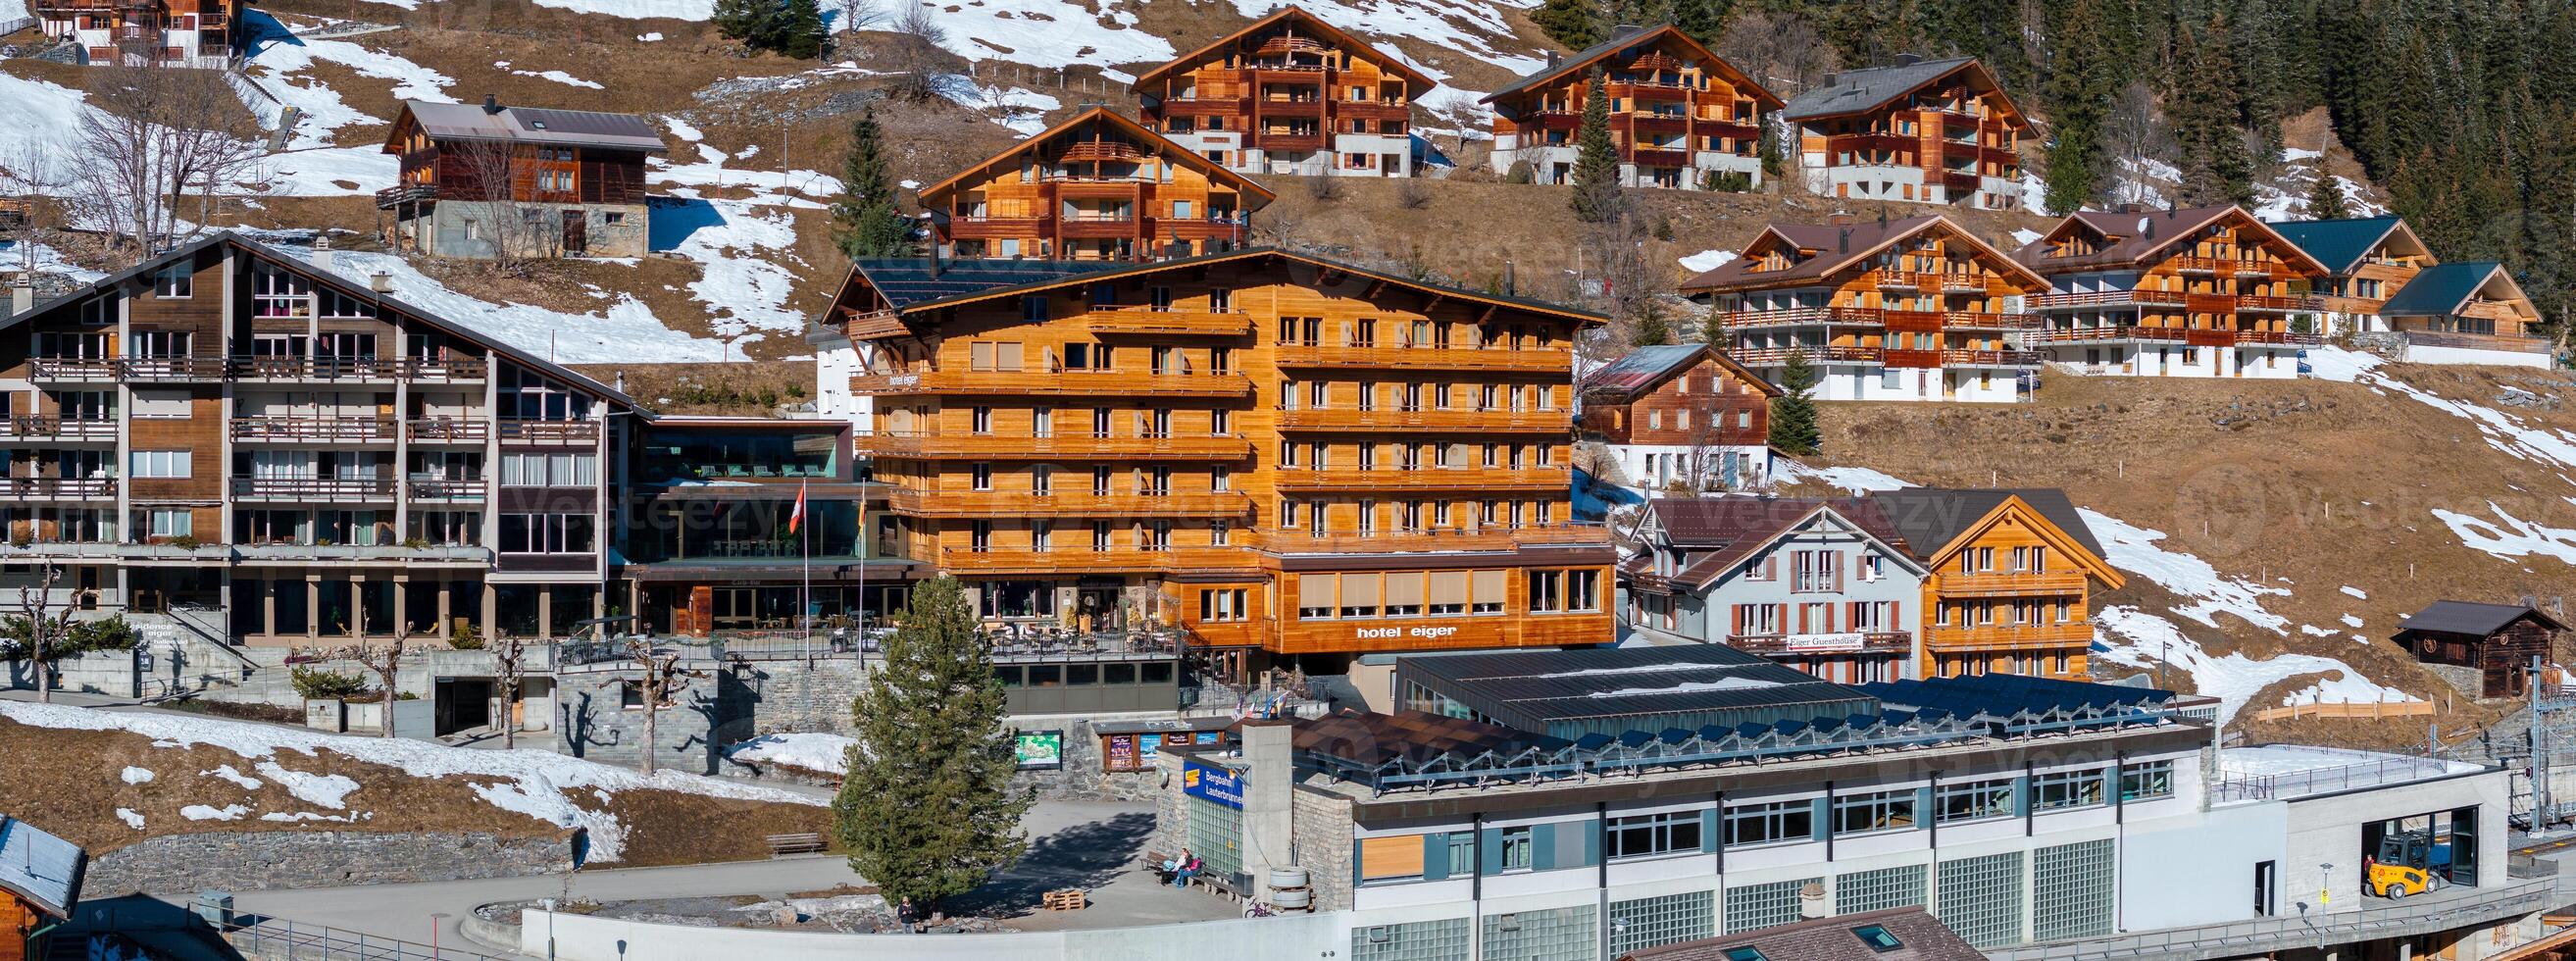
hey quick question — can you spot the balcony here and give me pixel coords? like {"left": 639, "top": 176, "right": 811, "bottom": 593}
{"left": 1827, "top": 132, "right": 1917, "bottom": 155}
{"left": 230, "top": 477, "right": 397, "bottom": 500}
{"left": 116, "top": 357, "right": 227, "bottom": 380}
{"left": 886, "top": 488, "right": 1251, "bottom": 519}
{"left": 947, "top": 216, "right": 1047, "bottom": 240}
{"left": 2235, "top": 295, "right": 2327, "bottom": 313}
{"left": 1253, "top": 131, "right": 1326, "bottom": 153}
{"left": 25, "top": 358, "right": 115, "bottom": 381}
{"left": 1260, "top": 522, "right": 1612, "bottom": 555}
{"left": 1937, "top": 348, "right": 2046, "bottom": 368}
{"left": 1057, "top": 214, "right": 1140, "bottom": 240}
{"left": 1629, "top": 147, "right": 1689, "bottom": 168}
{"left": 229, "top": 416, "right": 398, "bottom": 443}
{"left": 2028, "top": 325, "right": 2192, "bottom": 344}
{"left": 0, "top": 477, "right": 117, "bottom": 501}
{"left": 1924, "top": 621, "right": 2094, "bottom": 650}
{"left": 1937, "top": 311, "right": 2041, "bottom": 330}
{"left": 375, "top": 183, "right": 437, "bottom": 209}
{"left": 1725, "top": 344, "right": 1885, "bottom": 365}
{"left": 1271, "top": 341, "right": 1572, "bottom": 372}
{"left": 1271, "top": 407, "right": 1568, "bottom": 433}
{"left": 1338, "top": 100, "right": 1412, "bottom": 124}
{"left": 1059, "top": 140, "right": 1145, "bottom": 164}
{"left": 0, "top": 417, "right": 119, "bottom": 441}
{"left": 1729, "top": 632, "right": 1913, "bottom": 656}
{"left": 496, "top": 420, "right": 601, "bottom": 444}
{"left": 406, "top": 479, "right": 485, "bottom": 502}
{"left": 849, "top": 369, "right": 1253, "bottom": 398}
{"left": 228, "top": 356, "right": 400, "bottom": 382}
{"left": 2028, "top": 289, "right": 2189, "bottom": 310}
{"left": 2235, "top": 329, "right": 2325, "bottom": 346}
{"left": 1270, "top": 467, "right": 1571, "bottom": 492}
{"left": 1939, "top": 570, "right": 2089, "bottom": 598}
{"left": 2169, "top": 256, "right": 2238, "bottom": 275}
{"left": 1084, "top": 305, "right": 1254, "bottom": 335}
{"left": 858, "top": 431, "right": 1252, "bottom": 460}
{"left": 1717, "top": 307, "right": 1889, "bottom": 331}
{"left": 1625, "top": 112, "right": 1688, "bottom": 133}
{"left": 405, "top": 419, "right": 489, "bottom": 443}
{"left": 1254, "top": 97, "right": 1327, "bottom": 118}
{"left": 939, "top": 544, "right": 1252, "bottom": 575}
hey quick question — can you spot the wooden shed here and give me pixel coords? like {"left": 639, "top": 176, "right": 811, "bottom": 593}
{"left": 1, "top": 815, "right": 86, "bottom": 961}
{"left": 2396, "top": 600, "right": 2568, "bottom": 698}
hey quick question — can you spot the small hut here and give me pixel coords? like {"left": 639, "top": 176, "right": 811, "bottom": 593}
{"left": 2396, "top": 601, "right": 2568, "bottom": 698}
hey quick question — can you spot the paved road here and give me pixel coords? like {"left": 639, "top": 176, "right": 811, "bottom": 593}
{"left": 211, "top": 799, "right": 1224, "bottom": 955}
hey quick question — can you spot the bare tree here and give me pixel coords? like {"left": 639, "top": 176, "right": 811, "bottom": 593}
{"left": 313, "top": 636, "right": 410, "bottom": 738}
{"left": 1, "top": 142, "right": 69, "bottom": 279}
{"left": 493, "top": 635, "right": 531, "bottom": 750}
{"left": 884, "top": 2, "right": 950, "bottom": 102}
{"left": 1719, "top": 12, "right": 1838, "bottom": 94}
{"left": 71, "top": 51, "right": 265, "bottom": 264}
{"left": 449, "top": 138, "right": 563, "bottom": 275}
{"left": 624, "top": 637, "right": 699, "bottom": 776}
{"left": 2100, "top": 81, "right": 2173, "bottom": 207}
{"left": 836, "top": 0, "right": 886, "bottom": 32}
{"left": 11, "top": 563, "right": 62, "bottom": 703}
{"left": 1426, "top": 92, "right": 1489, "bottom": 170}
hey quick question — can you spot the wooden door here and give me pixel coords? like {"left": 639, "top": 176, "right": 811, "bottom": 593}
{"left": 562, "top": 210, "right": 586, "bottom": 255}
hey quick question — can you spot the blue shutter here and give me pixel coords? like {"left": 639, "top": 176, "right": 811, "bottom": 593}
{"left": 1915, "top": 787, "right": 1934, "bottom": 830}
{"left": 1581, "top": 820, "right": 1601, "bottom": 866}
{"left": 1423, "top": 834, "right": 1449, "bottom": 882}
{"left": 1811, "top": 796, "right": 1831, "bottom": 841}
{"left": 2014, "top": 777, "right": 2032, "bottom": 816}
{"left": 1351, "top": 840, "right": 1366, "bottom": 888}
{"left": 1480, "top": 828, "right": 1504, "bottom": 876}
{"left": 1532, "top": 823, "right": 1558, "bottom": 871}
{"left": 1701, "top": 808, "right": 1721, "bottom": 853}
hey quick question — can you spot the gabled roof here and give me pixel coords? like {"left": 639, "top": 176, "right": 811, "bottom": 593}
{"left": 0, "top": 815, "right": 85, "bottom": 920}
{"left": 1629, "top": 496, "right": 1924, "bottom": 589}
{"left": 1582, "top": 343, "right": 1782, "bottom": 402}
{"left": 2380, "top": 261, "right": 2536, "bottom": 320}
{"left": 837, "top": 247, "right": 1604, "bottom": 329}
{"left": 1481, "top": 24, "right": 1781, "bottom": 109}
{"left": 2398, "top": 600, "right": 2567, "bottom": 636}
{"left": 8, "top": 232, "right": 638, "bottom": 409}
{"left": 1779, "top": 55, "right": 2031, "bottom": 132}
{"left": 2265, "top": 216, "right": 2423, "bottom": 276}
{"left": 915, "top": 107, "right": 1277, "bottom": 208}
{"left": 385, "top": 99, "right": 668, "bottom": 154}
{"left": 1620, "top": 906, "right": 1989, "bottom": 961}
{"left": 2013, "top": 206, "right": 2330, "bottom": 278}
{"left": 1679, "top": 215, "right": 2048, "bottom": 295}
{"left": 1131, "top": 6, "right": 1436, "bottom": 91}
{"left": 1859, "top": 487, "right": 2121, "bottom": 587}
{"left": 844, "top": 258, "right": 1128, "bottom": 312}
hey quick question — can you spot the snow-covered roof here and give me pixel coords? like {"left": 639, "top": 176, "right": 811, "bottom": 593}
{"left": 0, "top": 815, "right": 85, "bottom": 920}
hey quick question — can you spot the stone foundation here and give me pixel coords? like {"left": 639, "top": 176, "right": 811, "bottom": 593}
{"left": 85, "top": 831, "right": 566, "bottom": 893}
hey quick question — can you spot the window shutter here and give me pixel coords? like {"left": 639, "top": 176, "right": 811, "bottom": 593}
{"left": 1576, "top": 820, "right": 1599, "bottom": 867}
{"left": 1421, "top": 834, "right": 1449, "bottom": 881}
{"left": 1809, "top": 797, "right": 1831, "bottom": 840}
{"left": 1700, "top": 809, "right": 1721, "bottom": 853}
{"left": 1531, "top": 823, "right": 1557, "bottom": 871}
{"left": 1478, "top": 829, "right": 1504, "bottom": 875}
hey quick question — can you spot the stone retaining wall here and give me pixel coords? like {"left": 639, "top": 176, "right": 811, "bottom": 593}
{"left": 84, "top": 831, "right": 566, "bottom": 893}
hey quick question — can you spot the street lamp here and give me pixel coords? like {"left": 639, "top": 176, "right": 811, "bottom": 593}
{"left": 2319, "top": 862, "right": 2334, "bottom": 906}
{"left": 540, "top": 897, "right": 558, "bottom": 961}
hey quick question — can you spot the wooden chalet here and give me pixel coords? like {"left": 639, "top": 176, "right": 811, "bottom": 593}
{"left": 2267, "top": 216, "right": 2433, "bottom": 332}
{"left": 1778, "top": 55, "right": 2034, "bottom": 210}
{"left": 922, "top": 107, "right": 1276, "bottom": 263}
{"left": 1482, "top": 25, "right": 1782, "bottom": 191}
{"left": 1578, "top": 343, "right": 1778, "bottom": 490}
{"left": 2377, "top": 262, "right": 2550, "bottom": 366}
{"left": 1, "top": 816, "right": 83, "bottom": 961}
{"left": 2014, "top": 205, "right": 2332, "bottom": 379}
{"left": 1863, "top": 487, "right": 2123, "bottom": 681}
{"left": 378, "top": 97, "right": 667, "bottom": 260}
{"left": 1133, "top": 6, "right": 1435, "bottom": 178}
{"left": 2398, "top": 600, "right": 2567, "bottom": 698}
{"left": 33, "top": 0, "right": 239, "bottom": 68}
{"left": 1680, "top": 213, "right": 2051, "bottom": 403}
{"left": 813, "top": 248, "right": 1614, "bottom": 676}
{"left": 1621, "top": 496, "right": 1931, "bottom": 683}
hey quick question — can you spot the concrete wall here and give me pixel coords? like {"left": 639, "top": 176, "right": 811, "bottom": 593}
{"left": 522, "top": 908, "right": 1351, "bottom": 961}
{"left": 555, "top": 664, "right": 753, "bottom": 775}
{"left": 414, "top": 200, "right": 650, "bottom": 260}
{"left": 2281, "top": 769, "right": 2511, "bottom": 915}
{"left": 86, "top": 831, "right": 565, "bottom": 893}
{"left": 2410, "top": 343, "right": 2554, "bottom": 368}
{"left": 2118, "top": 800, "right": 2287, "bottom": 930}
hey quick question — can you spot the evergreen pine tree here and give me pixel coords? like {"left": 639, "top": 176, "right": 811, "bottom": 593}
{"left": 1673, "top": 0, "right": 1731, "bottom": 47}
{"left": 1757, "top": 118, "right": 1784, "bottom": 181}
{"left": 2041, "top": 0, "right": 2112, "bottom": 215}
{"left": 2303, "top": 172, "right": 2351, "bottom": 220}
{"left": 831, "top": 576, "right": 1034, "bottom": 912}
{"left": 712, "top": 0, "right": 772, "bottom": 43}
{"left": 1571, "top": 66, "right": 1627, "bottom": 224}
{"left": 1531, "top": 0, "right": 1605, "bottom": 50}
{"left": 831, "top": 111, "right": 913, "bottom": 259}
{"left": 2170, "top": 17, "right": 2257, "bottom": 208}
{"left": 1766, "top": 349, "right": 1822, "bottom": 456}
{"left": 777, "top": 0, "right": 827, "bottom": 58}
{"left": 1630, "top": 303, "right": 1673, "bottom": 346}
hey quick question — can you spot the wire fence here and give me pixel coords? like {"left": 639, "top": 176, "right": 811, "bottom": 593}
{"left": 228, "top": 916, "right": 509, "bottom": 961}
{"left": 2212, "top": 751, "right": 2469, "bottom": 802}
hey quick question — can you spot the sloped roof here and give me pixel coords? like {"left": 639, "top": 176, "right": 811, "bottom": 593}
{"left": 1293, "top": 709, "right": 1565, "bottom": 766}
{"left": 1861, "top": 487, "right": 2109, "bottom": 566}
{"left": 0, "top": 815, "right": 85, "bottom": 920}
{"left": 2013, "top": 206, "right": 2329, "bottom": 277}
{"left": 2380, "top": 261, "right": 2532, "bottom": 319}
{"left": 7, "top": 233, "right": 637, "bottom": 409}
{"left": 1131, "top": 6, "right": 1436, "bottom": 90}
{"left": 854, "top": 247, "right": 1604, "bottom": 324}
{"left": 1621, "top": 906, "right": 1988, "bottom": 961}
{"left": 2399, "top": 600, "right": 2565, "bottom": 636}
{"left": 915, "top": 107, "right": 1276, "bottom": 208}
{"left": 1482, "top": 25, "right": 1781, "bottom": 108}
{"left": 388, "top": 99, "right": 668, "bottom": 154}
{"left": 846, "top": 258, "right": 1128, "bottom": 311}
{"left": 1583, "top": 343, "right": 1782, "bottom": 402}
{"left": 1680, "top": 215, "right": 2047, "bottom": 295}
{"left": 1779, "top": 56, "right": 2029, "bottom": 131}
{"left": 1630, "top": 496, "right": 1921, "bottom": 589}
{"left": 2265, "top": 216, "right": 2413, "bottom": 276}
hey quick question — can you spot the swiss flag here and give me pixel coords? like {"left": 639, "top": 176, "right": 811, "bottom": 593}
{"left": 787, "top": 480, "right": 807, "bottom": 534}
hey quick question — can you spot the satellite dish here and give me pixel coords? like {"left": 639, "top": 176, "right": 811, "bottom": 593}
{"left": 2136, "top": 217, "right": 2149, "bottom": 234}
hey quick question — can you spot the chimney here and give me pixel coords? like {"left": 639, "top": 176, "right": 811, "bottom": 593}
{"left": 2115, "top": 201, "right": 2145, "bottom": 215}
{"left": 1546, "top": 49, "right": 1561, "bottom": 69}
{"left": 613, "top": 370, "right": 628, "bottom": 394}
{"left": 369, "top": 272, "right": 393, "bottom": 293}
{"left": 1503, "top": 260, "right": 1517, "bottom": 296}
{"left": 311, "top": 235, "right": 332, "bottom": 272}
{"left": 1821, "top": 73, "right": 1839, "bottom": 87}
{"left": 1798, "top": 881, "right": 1829, "bottom": 919}
{"left": 9, "top": 277, "right": 31, "bottom": 318}
{"left": 1894, "top": 52, "right": 1923, "bottom": 67}
{"left": 1826, "top": 210, "right": 1856, "bottom": 227}
{"left": 1837, "top": 228, "right": 1849, "bottom": 254}
{"left": 482, "top": 94, "right": 502, "bottom": 115}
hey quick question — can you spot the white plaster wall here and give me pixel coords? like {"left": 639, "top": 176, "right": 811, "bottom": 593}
{"left": 2409, "top": 343, "right": 2554, "bottom": 368}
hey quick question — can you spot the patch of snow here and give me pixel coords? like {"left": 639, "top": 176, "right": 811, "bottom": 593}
{"left": 725, "top": 733, "right": 856, "bottom": 776}
{"left": 180, "top": 804, "right": 250, "bottom": 822}
{"left": 509, "top": 68, "right": 605, "bottom": 89}
{"left": 256, "top": 761, "right": 361, "bottom": 809}
{"left": 2011, "top": 228, "right": 2044, "bottom": 247}
{"left": 2340, "top": 585, "right": 2368, "bottom": 599}
{"left": 2299, "top": 624, "right": 2337, "bottom": 637}
{"left": 204, "top": 765, "right": 265, "bottom": 790}
{"left": 116, "top": 809, "right": 145, "bottom": 830}
{"left": 2310, "top": 346, "right": 2576, "bottom": 475}
{"left": 244, "top": 11, "right": 455, "bottom": 151}
{"left": 1590, "top": 677, "right": 1781, "bottom": 698}
{"left": 289, "top": 244, "right": 730, "bottom": 364}
{"left": 2340, "top": 614, "right": 2364, "bottom": 628}
{"left": 1775, "top": 461, "right": 1912, "bottom": 494}
{"left": 121, "top": 766, "right": 155, "bottom": 784}
{"left": 664, "top": 116, "right": 704, "bottom": 143}
{"left": 1678, "top": 249, "right": 1737, "bottom": 274}
{"left": 0, "top": 240, "right": 109, "bottom": 283}
{"left": 638, "top": 31, "right": 665, "bottom": 41}
{"left": 0, "top": 699, "right": 819, "bottom": 864}
{"left": 931, "top": 76, "right": 1061, "bottom": 136}
{"left": 2093, "top": 606, "right": 2408, "bottom": 725}
{"left": 2079, "top": 508, "right": 2290, "bottom": 634}
{"left": 0, "top": 72, "right": 98, "bottom": 177}
{"left": 2432, "top": 504, "right": 2576, "bottom": 567}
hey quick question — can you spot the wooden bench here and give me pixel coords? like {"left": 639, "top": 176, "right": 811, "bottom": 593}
{"left": 765, "top": 833, "right": 827, "bottom": 857}
{"left": 1041, "top": 888, "right": 1087, "bottom": 911}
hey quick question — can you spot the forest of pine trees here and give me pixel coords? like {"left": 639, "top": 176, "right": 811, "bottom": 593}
{"left": 1527, "top": 0, "right": 2576, "bottom": 329}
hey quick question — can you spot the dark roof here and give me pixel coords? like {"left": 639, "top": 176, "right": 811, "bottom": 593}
{"left": 2265, "top": 217, "right": 2405, "bottom": 276}
{"left": 1484, "top": 25, "right": 1780, "bottom": 107}
{"left": 1859, "top": 487, "right": 2108, "bottom": 562}
{"left": 1681, "top": 216, "right": 2045, "bottom": 294}
{"left": 848, "top": 258, "right": 1128, "bottom": 311}
{"left": 1398, "top": 644, "right": 1877, "bottom": 728}
{"left": 1620, "top": 906, "right": 1989, "bottom": 961}
{"left": 394, "top": 100, "right": 668, "bottom": 154}
{"left": 2398, "top": 600, "right": 2567, "bottom": 636}
{"left": 1583, "top": 344, "right": 1783, "bottom": 402}
{"left": 1779, "top": 56, "right": 2025, "bottom": 131}
{"left": 4, "top": 232, "right": 637, "bottom": 409}
{"left": 2013, "top": 206, "right": 2236, "bottom": 272}
{"left": 915, "top": 107, "right": 1276, "bottom": 207}
{"left": 0, "top": 815, "right": 85, "bottom": 920}
{"left": 1632, "top": 496, "right": 1916, "bottom": 588}
{"left": 869, "top": 248, "right": 1605, "bottom": 323}
{"left": 1132, "top": 7, "right": 1436, "bottom": 89}
{"left": 1294, "top": 709, "right": 1566, "bottom": 766}
{"left": 2379, "top": 261, "right": 2509, "bottom": 318}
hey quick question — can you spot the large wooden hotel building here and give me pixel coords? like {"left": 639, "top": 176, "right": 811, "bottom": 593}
{"left": 1781, "top": 55, "right": 2033, "bottom": 210}
{"left": 810, "top": 250, "right": 1616, "bottom": 672}
{"left": 1134, "top": 8, "right": 1430, "bottom": 179}
{"left": 919, "top": 107, "right": 1274, "bottom": 263}
{"left": 2013, "top": 205, "right": 2331, "bottom": 379}
{"left": 1483, "top": 25, "right": 1781, "bottom": 191}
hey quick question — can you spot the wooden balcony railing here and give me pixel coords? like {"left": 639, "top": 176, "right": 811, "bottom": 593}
{"left": 227, "top": 356, "right": 487, "bottom": 381}
{"left": 1717, "top": 307, "right": 1889, "bottom": 330}
{"left": 2234, "top": 295, "right": 2328, "bottom": 312}
{"left": 1725, "top": 344, "right": 1885, "bottom": 365}
{"left": 849, "top": 369, "right": 1253, "bottom": 398}
{"left": 0, "top": 418, "right": 119, "bottom": 441}
{"left": 228, "top": 417, "right": 397, "bottom": 442}
{"left": 1629, "top": 147, "right": 1690, "bottom": 167}
{"left": 1937, "top": 348, "right": 2046, "bottom": 368}
{"left": 230, "top": 477, "right": 397, "bottom": 499}
{"left": 0, "top": 477, "right": 117, "bottom": 500}
{"left": 1259, "top": 522, "right": 1612, "bottom": 555}
{"left": 1924, "top": 622, "right": 2095, "bottom": 650}
{"left": 886, "top": 488, "right": 1252, "bottom": 518}
{"left": 496, "top": 420, "right": 602, "bottom": 444}
{"left": 375, "top": 183, "right": 438, "bottom": 209}
{"left": 407, "top": 479, "right": 485, "bottom": 501}
{"left": 405, "top": 419, "right": 489, "bottom": 443}
{"left": 857, "top": 431, "right": 1252, "bottom": 460}
{"left": 1271, "top": 341, "right": 1572, "bottom": 372}
{"left": 25, "top": 358, "right": 116, "bottom": 380}
{"left": 115, "top": 357, "right": 227, "bottom": 380}
{"left": 2028, "top": 289, "right": 2189, "bottom": 310}
{"left": 2028, "top": 325, "right": 2192, "bottom": 344}
{"left": 2405, "top": 330, "right": 2552, "bottom": 353}
{"left": 1270, "top": 467, "right": 1571, "bottom": 491}
{"left": 1938, "top": 570, "right": 2089, "bottom": 598}
{"left": 1271, "top": 407, "right": 1568, "bottom": 433}
{"left": 1083, "top": 305, "right": 1254, "bottom": 335}
{"left": 939, "top": 544, "right": 1252, "bottom": 575}
{"left": 2235, "top": 329, "right": 2325, "bottom": 346}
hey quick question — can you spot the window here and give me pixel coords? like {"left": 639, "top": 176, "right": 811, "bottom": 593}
{"left": 1850, "top": 925, "right": 1904, "bottom": 952}
{"left": 498, "top": 514, "right": 595, "bottom": 553}
{"left": 128, "top": 450, "right": 191, "bottom": 479}
{"left": 153, "top": 264, "right": 191, "bottom": 298}
{"left": 1859, "top": 554, "right": 1885, "bottom": 581}
{"left": 2120, "top": 760, "right": 2175, "bottom": 801}
{"left": 1724, "top": 950, "right": 1770, "bottom": 961}
{"left": 1527, "top": 570, "right": 1562, "bottom": 612}
{"left": 1725, "top": 799, "right": 1813, "bottom": 847}
{"left": 972, "top": 406, "right": 993, "bottom": 433}
{"left": 1606, "top": 810, "right": 1701, "bottom": 860}
{"left": 971, "top": 463, "right": 992, "bottom": 491}
{"left": 2033, "top": 769, "right": 2107, "bottom": 811}
{"left": 1832, "top": 789, "right": 1918, "bottom": 835}
{"left": 1567, "top": 569, "right": 1599, "bottom": 611}
{"left": 144, "top": 509, "right": 191, "bottom": 537}
{"left": 498, "top": 452, "right": 596, "bottom": 487}
{"left": 1497, "top": 826, "right": 1534, "bottom": 872}
{"left": 1199, "top": 587, "right": 1249, "bottom": 623}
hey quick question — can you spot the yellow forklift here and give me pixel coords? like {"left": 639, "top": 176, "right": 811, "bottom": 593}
{"left": 2366, "top": 828, "right": 2448, "bottom": 899}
